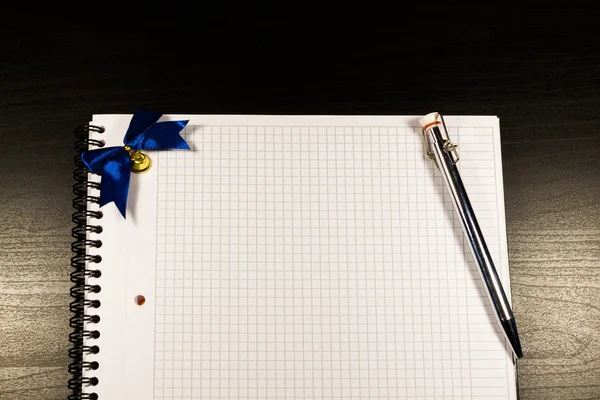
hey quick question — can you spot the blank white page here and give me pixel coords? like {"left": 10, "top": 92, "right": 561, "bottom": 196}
{"left": 87, "top": 115, "right": 516, "bottom": 400}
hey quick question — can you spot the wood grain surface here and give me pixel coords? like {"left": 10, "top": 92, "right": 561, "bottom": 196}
{"left": 0, "top": 5, "right": 598, "bottom": 400}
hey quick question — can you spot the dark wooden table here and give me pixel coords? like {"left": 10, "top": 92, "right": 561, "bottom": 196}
{"left": 1, "top": 6, "right": 598, "bottom": 400}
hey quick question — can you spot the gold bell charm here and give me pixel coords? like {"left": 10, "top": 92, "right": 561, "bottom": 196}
{"left": 124, "top": 145, "right": 152, "bottom": 174}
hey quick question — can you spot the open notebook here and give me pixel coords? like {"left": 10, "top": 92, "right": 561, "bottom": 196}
{"left": 72, "top": 115, "right": 517, "bottom": 400}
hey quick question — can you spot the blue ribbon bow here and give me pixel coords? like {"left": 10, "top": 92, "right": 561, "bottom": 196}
{"left": 81, "top": 110, "right": 190, "bottom": 217}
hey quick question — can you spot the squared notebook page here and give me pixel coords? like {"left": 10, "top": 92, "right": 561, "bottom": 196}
{"left": 87, "top": 115, "right": 516, "bottom": 400}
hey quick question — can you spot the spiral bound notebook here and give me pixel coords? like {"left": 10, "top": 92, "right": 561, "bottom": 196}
{"left": 70, "top": 115, "right": 517, "bottom": 400}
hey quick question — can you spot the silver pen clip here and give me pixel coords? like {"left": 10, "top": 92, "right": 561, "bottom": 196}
{"left": 421, "top": 113, "right": 459, "bottom": 168}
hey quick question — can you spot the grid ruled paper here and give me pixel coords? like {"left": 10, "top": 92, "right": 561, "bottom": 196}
{"left": 153, "top": 119, "right": 515, "bottom": 400}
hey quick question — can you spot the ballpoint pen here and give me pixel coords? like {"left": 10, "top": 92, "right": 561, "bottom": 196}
{"left": 419, "top": 112, "right": 523, "bottom": 359}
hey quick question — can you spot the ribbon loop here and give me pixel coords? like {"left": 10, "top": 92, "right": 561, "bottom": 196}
{"left": 80, "top": 110, "right": 190, "bottom": 218}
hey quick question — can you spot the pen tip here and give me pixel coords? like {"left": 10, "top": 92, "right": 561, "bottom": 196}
{"left": 502, "top": 318, "right": 523, "bottom": 358}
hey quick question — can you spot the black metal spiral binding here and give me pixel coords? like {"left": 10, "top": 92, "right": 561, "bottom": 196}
{"left": 69, "top": 125, "right": 105, "bottom": 400}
